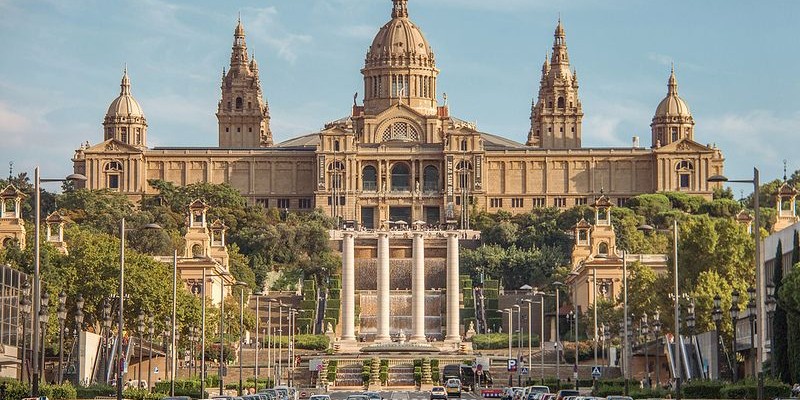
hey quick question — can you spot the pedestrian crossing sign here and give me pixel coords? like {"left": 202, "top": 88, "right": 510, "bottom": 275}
{"left": 591, "top": 366, "right": 601, "bottom": 378}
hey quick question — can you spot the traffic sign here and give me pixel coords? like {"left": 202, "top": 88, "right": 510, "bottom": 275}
{"left": 591, "top": 366, "right": 602, "bottom": 379}
{"left": 521, "top": 367, "right": 529, "bottom": 375}
{"left": 507, "top": 359, "right": 517, "bottom": 372}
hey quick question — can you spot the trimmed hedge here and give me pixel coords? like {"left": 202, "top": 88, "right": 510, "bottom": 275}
{"left": 719, "top": 380, "right": 790, "bottom": 399}
{"left": 296, "top": 334, "right": 330, "bottom": 350}
{"left": 472, "top": 333, "right": 540, "bottom": 349}
{"left": 76, "top": 384, "right": 116, "bottom": 399}
{"left": 681, "top": 379, "right": 725, "bottom": 399}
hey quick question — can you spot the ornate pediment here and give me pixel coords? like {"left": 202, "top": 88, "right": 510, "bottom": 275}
{"left": 654, "top": 138, "right": 713, "bottom": 153}
{"left": 83, "top": 139, "right": 144, "bottom": 154}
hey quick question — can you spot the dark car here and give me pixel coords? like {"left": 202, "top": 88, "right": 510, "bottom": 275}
{"left": 555, "top": 390, "right": 579, "bottom": 400}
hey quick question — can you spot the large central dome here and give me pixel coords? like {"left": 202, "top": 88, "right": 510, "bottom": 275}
{"left": 362, "top": 0, "right": 439, "bottom": 116}
{"left": 366, "top": 0, "right": 434, "bottom": 68}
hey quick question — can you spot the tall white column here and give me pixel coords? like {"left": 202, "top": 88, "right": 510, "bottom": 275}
{"left": 411, "top": 232, "right": 426, "bottom": 342}
{"left": 445, "top": 232, "right": 461, "bottom": 342}
{"left": 341, "top": 232, "right": 356, "bottom": 341}
{"left": 376, "top": 232, "right": 391, "bottom": 342}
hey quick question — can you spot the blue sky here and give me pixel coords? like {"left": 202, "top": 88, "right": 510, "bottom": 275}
{"left": 0, "top": 0, "right": 798, "bottom": 192}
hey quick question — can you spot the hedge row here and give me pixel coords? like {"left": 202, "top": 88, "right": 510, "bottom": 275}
{"left": 471, "top": 333, "right": 540, "bottom": 349}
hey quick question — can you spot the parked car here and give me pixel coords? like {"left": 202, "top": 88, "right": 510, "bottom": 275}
{"left": 555, "top": 390, "right": 579, "bottom": 400}
{"left": 309, "top": 395, "right": 331, "bottom": 400}
{"left": 430, "top": 386, "right": 448, "bottom": 400}
{"left": 363, "top": 392, "right": 382, "bottom": 400}
{"left": 345, "top": 395, "right": 369, "bottom": 400}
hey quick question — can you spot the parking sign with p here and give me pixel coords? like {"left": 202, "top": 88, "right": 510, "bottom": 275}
{"left": 507, "top": 359, "right": 517, "bottom": 372}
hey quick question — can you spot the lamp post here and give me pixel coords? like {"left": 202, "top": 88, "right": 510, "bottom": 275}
{"left": 730, "top": 291, "right": 740, "bottom": 383}
{"left": 522, "top": 296, "right": 542, "bottom": 385}
{"left": 147, "top": 314, "right": 154, "bottom": 392}
{"left": 268, "top": 300, "right": 274, "bottom": 388}
{"left": 74, "top": 294, "right": 85, "bottom": 384}
{"left": 641, "top": 313, "right": 650, "bottom": 387}
{"left": 501, "top": 308, "right": 513, "bottom": 386}
{"left": 219, "top": 280, "right": 227, "bottom": 396}
{"left": 163, "top": 318, "right": 171, "bottom": 385}
{"left": 766, "top": 282, "right": 777, "bottom": 378}
{"left": 20, "top": 280, "right": 31, "bottom": 383}
{"left": 39, "top": 291, "right": 50, "bottom": 381}
{"left": 712, "top": 295, "right": 723, "bottom": 380}
{"left": 622, "top": 250, "right": 630, "bottom": 395}
{"left": 191, "top": 275, "right": 209, "bottom": 399}
{"left": 638, "top": 221, "right": 681, "bottom": 400}
{"left": 31, "top": 167, "right": 87, "bottom": 396}
{"left": 513, "top": 304, "right": 522, "bottom": 361}
{"left": 102, "top": 299, "right": 112, "bottom": 384}
{"left": 747, "top": 287, "right": 757, "bottom": 382}
{"left": 686, "top": 302, "right": 696, "bottom": 376}
{"left": 57, "top": 291, "right": 67, "bottom": 385}
{"left": 653, "top": 311, "right": 662, "bottom": 388}
{"left": 254, "top": 292, "right": 262, "bottom": 391}
{"left": 553, "top": 281, "right": 564, "bottom": 388}
{"left": 278, "top": 302, "right": 284, "bottom": 386}
{"left": 137, "top": 311, "right": 145, "bottom": 387}
{"left": 115, "top": 218, "right": 162, "bottom": 400}
{"left": 235, "top": 282, "right": 247, "bottom": 395}
{"left": 708, "top": 169, "right": 762, "bottom": 400}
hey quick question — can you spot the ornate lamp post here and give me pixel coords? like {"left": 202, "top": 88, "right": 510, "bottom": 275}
{"left": 39, "top": 291, "right": 50, "bottom": 381}
{"left": 712, "top": 295, "right": 723, "bottom": 380}
{"left": 765, "top": 282, "right": 777, "bottom": 378}
{"left": 19, "top": 280, "right": 32, "bottom": 383}
{"left": 57, "top": 291, "right": 67, "bottom": 384}
{"left": 147, "top": 313, "right": 155, "bottom": 392}
{"left": 730, "top": 290, "right": 740, "bottom": 383}
{"left": 686, "top": 302, "right": 696, "bottom": 368}
{"left": 137, "top": 311, "right": 146, "bottom": 387}
{"left": 747, "top": 287, "right": 757, "bottom": 381}
{"left": 74, "top": 295, "right": 85, "bottom": 384}
{"left": 163, "top": 317, "right": 171, "bottom": 384}
{"left": 653, "top": 311, "right": 661, "bottom": 388}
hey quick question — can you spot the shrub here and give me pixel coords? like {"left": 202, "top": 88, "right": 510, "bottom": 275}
{"left": 472, "top": 333, "right": 540, "bottom": 349}
{"left": 681, "top": 379, "right": 725, "bottom": 399}
{"left": 719, "top": 380, "right": 790, "bottom": 399}
{"left": 562, "top": 341, "right": 593, "bottom": 363}
{"left": 154, "top": 379, "right": 203, "bottom": 398}
{"left": 0, "top": 377, "right": 30, "bottom": 400}
{"left": 295, "top": 334, "right": 330, "bottom": 350}
{"left": 76, "top": 383, "right": 116, "bottom": 399}
{"left": 40, "top": 382, "right": 78, "bottom": 400}
{"left": 123, "top": 388, "right": 165, "bottom": 400}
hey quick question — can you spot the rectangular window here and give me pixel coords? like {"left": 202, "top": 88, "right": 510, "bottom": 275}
{"left": 554, "top": 197, "right": 567, "bottom": 208}
{"left": 511, "top": 198, "right": 524, "bottom": 208}
{"left": 679, "top": 174, "right": 690, "bottom": 189}
{"left": 672, "top": 127, "right": 679, "bottom": 141}
{"left": 575, "top": 197, "right": 588, "bottom": 206}
{"left": 255, "top": 198, "right": 269, "bottom": 208}
{"left": 298, "top": 198, "right": 312, "bottom": 209}
{"left": 490, "top": 198, "right": 503, "bottom": 208}
{"left": 616, "top": 198, "right": 630, "bottom": 207}
{"left": 107, "top": 175, "right": 119, "bottom": 190}
{"left": 277, "top": 198, "right": 291, "bottom": 209}
{"left": 327, "top": 196, "right": 346, "bottom": 206}
{"left": 532, "top": 197, "right": 546, "bottom": 208}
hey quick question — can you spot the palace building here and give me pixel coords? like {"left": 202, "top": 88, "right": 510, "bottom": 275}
{"left": 72, "top": 0, "right": 725, "bottom": 228}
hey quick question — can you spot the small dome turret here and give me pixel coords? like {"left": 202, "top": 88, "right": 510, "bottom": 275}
{"left": 650, "top": 66, "right": 695, "bottom": 147}
{"left": 105, "top": 68, "right": 145, "bottom": 119}
{"left": 102, "top": 67, "right": 148, "bottom": 148}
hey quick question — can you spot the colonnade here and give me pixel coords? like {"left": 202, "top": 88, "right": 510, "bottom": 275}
{"left": 339, "top": 231, "right": 461, "bottom": 343}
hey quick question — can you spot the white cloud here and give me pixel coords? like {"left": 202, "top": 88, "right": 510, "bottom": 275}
{"left": 243, "top": 6, "right": 313, "bottom": 64}
{"left": 704, "top": 110, "right": 800, "bottom": 169}
{"left": 0, "top": 102, "right": 31, "bottom": 139}
{"left": 582, "top": 98, "right": 652, "bottom": 147}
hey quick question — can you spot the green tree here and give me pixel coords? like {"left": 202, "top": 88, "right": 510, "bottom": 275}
{"left": 773, "top": 240, "right": 790, "bottom": 382}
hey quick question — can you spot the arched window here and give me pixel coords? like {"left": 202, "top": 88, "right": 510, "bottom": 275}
{"left": 391, "top": 163, "right": 410, "bottom": 191}
{"left": 104, "top": 161, "right": 123, "bottom": 190}
{"left": 456, "top": 161, "right": 473, "bottom": 190}
{"left": 362, "top": 166, "right": 377, "bottom": 191}
{"left": 557, "top": 97, "right": 565, "bottom": 108}
{"left": 598, "top": 242, "right": 609, "bottom": 256}
{"left": 333, "top": 140, "right": 340, "bottom": 152}
{"left": 236, "top": 97, "right": 243, "bottom": 110}
{"left": 460, "top": 139, "right": 468, "bottom": 152}
{"left": 328, "top": 161, "right": 345, "bottom": 189}
{"left": 423, "top": 165, "right": 439, "bottom": 192}
{"left": 191, "top": 244, "right": 203, "bottom": 257}
{"left": 105, "top": 161, "right": 123, "bottom": 172}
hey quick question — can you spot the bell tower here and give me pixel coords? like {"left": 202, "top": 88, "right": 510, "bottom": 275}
{"left": 217, "top": 18, "right": 273, "bottom": 148}
{"left": 528, "top": 19, "right": 583, "bottom": 149}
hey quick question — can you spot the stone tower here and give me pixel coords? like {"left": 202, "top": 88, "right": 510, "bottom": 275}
{"left": 217, "top": 19, "right": 273, "bottom": 148}
{"left": 103, "top": 67, "right": 148, "bottom": 149}
{"left": 361, "top": 0, "right": 440, "bottom": 116}
{"left": 0, "top": 185, "right": 26, "bottom": 249}
{"left": 528, "top": 19, "right": 583, "bottom": 149}
{"left": 650, "top": 67, "right": 695, "bottom": 148}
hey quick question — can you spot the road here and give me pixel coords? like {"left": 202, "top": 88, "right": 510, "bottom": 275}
{"left": 324, "top": 392, "right": 482, "bottom": 400}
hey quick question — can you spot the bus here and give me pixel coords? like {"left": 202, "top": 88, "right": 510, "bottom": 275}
{"left": 441, "top": 364, "right": 493, "bottom": 391}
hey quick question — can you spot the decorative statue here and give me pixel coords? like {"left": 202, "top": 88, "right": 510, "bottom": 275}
{"left": 326, "top": 322, "right": 334, "bottom": 334}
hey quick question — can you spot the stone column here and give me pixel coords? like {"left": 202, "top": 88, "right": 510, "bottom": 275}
{"left": 445, "top": 232, "right": 461, "bottom": 342}
{"left": 376, "top": 232, "right": 391, "bottom": 342}
{"left": 411, "top": 232, "right": 426, "bottom": 342}
{"left": 341, "top": 232, "right": 356, "bottom": 341}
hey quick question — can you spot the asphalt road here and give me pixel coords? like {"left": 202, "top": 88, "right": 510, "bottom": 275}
{"left": 325, "top": 392, "right": 482, "bottom": 400}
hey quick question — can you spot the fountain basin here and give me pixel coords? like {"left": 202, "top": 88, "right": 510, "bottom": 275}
{"left": 360, "top": 342, "right": 441, "bottom": 353}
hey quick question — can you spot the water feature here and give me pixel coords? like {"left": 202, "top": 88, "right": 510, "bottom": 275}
{"left": 358, "top": 291, "right": 444, "bottom": 340}
{"left": 335, "top": 364, "right": 363, "bottom": 386}
{"left": 388, "top": 364, "right": 415, "bottom": 386}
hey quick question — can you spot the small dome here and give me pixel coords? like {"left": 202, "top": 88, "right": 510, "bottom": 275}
{"left": 366, "top": 0, "right": 434, "bottom": 68}
{"left": 654, "top": 69, "right": 692, "bottom": 118}
{"left": 105, "top": 69, "right": 145, "bottom": 119}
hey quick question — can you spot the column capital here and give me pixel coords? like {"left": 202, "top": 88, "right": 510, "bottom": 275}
{"left": 446, "top": 231, "right": 459, "bottom": 238}
{"left": 377, "top": 231, "right": 389, "bottom": 238}
{"left": 343, "top": 231, "right": 355, "bottom": 238}
{"left": 412, "top": 231, "right": 424, "bottom": 238}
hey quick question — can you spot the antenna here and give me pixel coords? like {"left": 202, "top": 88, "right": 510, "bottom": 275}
{"left": 8, "top": 161, "right": 12, "bottom": 180}
{"left": 784, "top": 159, "right": 788, "bottom": 181}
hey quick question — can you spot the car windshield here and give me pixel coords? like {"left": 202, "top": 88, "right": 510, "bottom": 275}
{"left": 310, "top": 397, "right": 330, "bottom": 400}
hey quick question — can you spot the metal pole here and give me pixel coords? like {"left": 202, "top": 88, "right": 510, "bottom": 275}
{"left": 278, "top": 305, "right": 283, "bottom": 386}
{"left": 255, "top": 295, "right": 260, "bottom": 391}
{"left": 32, "top": 167, "right": 41, "bottom": 396}
{"left": 528, "top": 300, "right": 532, "bottom": 386}
{"left": 753, "top": 168, "right": 764, "bottom": 400}
{"left": 117, "top": 218, "right": 125, "bottom": 400}
{"left": 268, "top": 301, "right": 272, "bottom": 387}
{"left": 59, "top": 319, "right": 64, "bottom": 384}
{"left": 239, "top": 287, "right": 244, "bottom": 395}
{"left": 540, "top": 295, "right": 544, "bottom": 384}
{"left": 171, "top": 250, "right": 177, "bottom": 396}
{"left": 138, "top": 327, "right": 143, "bottom": 389}
{"left": 622, "top": 250, "right": 629, "bottom": 395}
{"left": 555, "top": 288, "right": 560, "bottom": 388}
{"left": 673, "top": 219, "right": 682, "bottom": 400}
{"left": 201, "top": 268, "right": 207, "bottom": 399}
{"left": 148, "top": 330, "right": 153, "bottom": 392}
{"left": 574, "top": 286, "right": 579, "bottom": 390}
{"left": 220, "top": 282, "right": 225, "bottom": 395}
{"left": 593, "top": 267, "right": 598, "bottom": 369}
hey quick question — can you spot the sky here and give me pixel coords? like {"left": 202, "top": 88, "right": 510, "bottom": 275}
{"left": 0, "top": 0, "right": 798, "bottom": 193}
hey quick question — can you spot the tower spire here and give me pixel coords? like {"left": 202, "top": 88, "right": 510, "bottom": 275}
{"left": 120, "top": 65, "right": 131, "bottom": 95}
{"left": 668, "top": 63, "right": 678, "bottom": 95}
{"left": 392, "top": 0, "right": 409, "bottom": 18}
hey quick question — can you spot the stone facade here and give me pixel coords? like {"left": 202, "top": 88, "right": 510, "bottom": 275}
{"left": 72, "top": 0, "right": 725, "bottom": 228}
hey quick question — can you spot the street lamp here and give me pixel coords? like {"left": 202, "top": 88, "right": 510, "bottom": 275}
{"left": 147, "top": 313, "right": 155, "bottom": 392}
{"left": 522, "top": 295, "right": 543, "bottom": 385}
{"left": 234, "top": 281, "right": 248, "bottom": 395}
{"left": 74, "top": 294, "right": 85, "bottom": 384}
{"left": 766, "top": 282, "right": 777, "bottom": 377}
{"left": 31, "top": 167, "right": 87, "bottom": 396}
{"left": 254, "top": 291, "right": 262, "bottom": 391}
{"left": 115, "top": 219, "right": 162, "bottom": 400}
{"left": 708, "top": 169, "right": 763, "bottom": 400}
{"left": 38, "top": 291, "right": 50, "bottom": 381}
{"left": 686, "top": 301, "right": 696, "bottom": 366}
{"left": 747, "top": 287, "right": 757, "bottom": 381}
{"left": 730, "top": 290, "right": 740, "bottom": 383}
{"left": 19, "top": 280, "right": 31, "bottom": 383}
{"left": 640, "top": 313, "right": 650, "bottom": 387}
{"left": 137, "top": 311, "right": 145, "bottom": 387}
{"left": 513, "top": 304, "right": 522, "bottom": 362}
{"left": 653, "top": 310, "right": 661, "bottom": 388}
{"left": 552, "top": 281, "right": 564, "bottom": 388}
{"left": 713, "top": 295, "right": 723, "bottom": 380}
{"left": 638, "top": 221, "right": 681, "bottom": 400}
{"left": 102, "top": 299, "right": 112, "bottom": 384}
{"left": 501, "top": 308, "right": 513, "bottom": 386}
{"left": 57, "top": 291, "right": 67, "bottom": 384}
{"left": 190, "top": 279, "right": 208, "bottom": 399}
